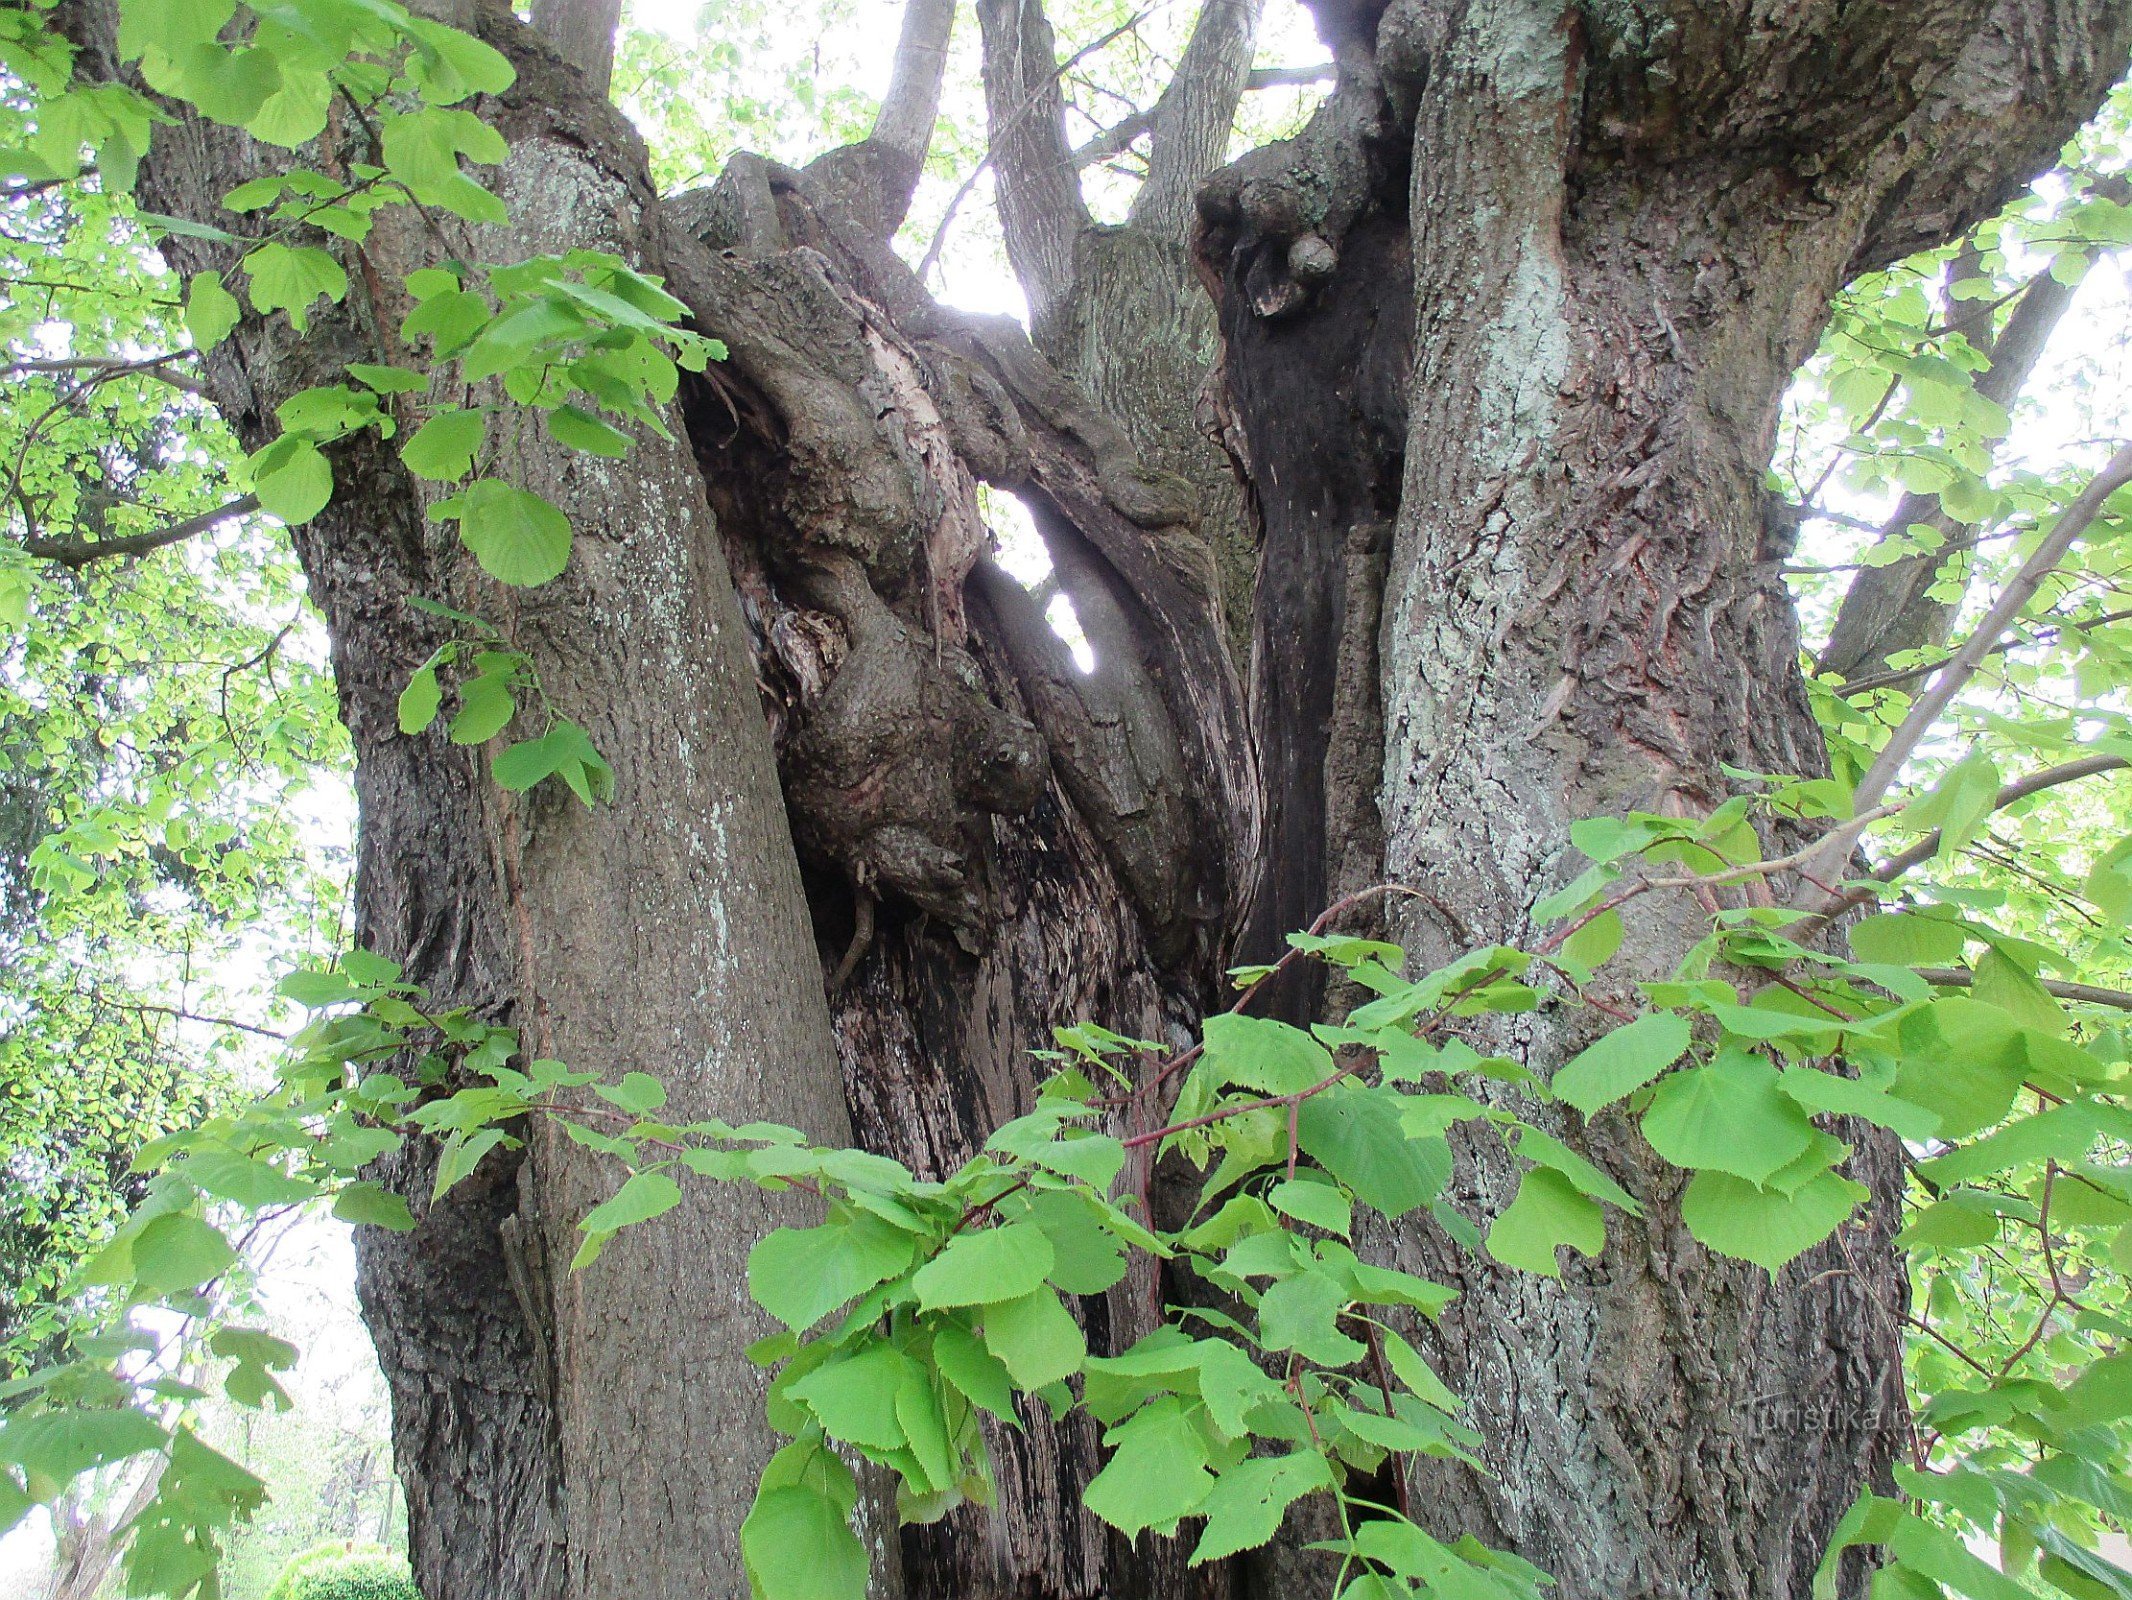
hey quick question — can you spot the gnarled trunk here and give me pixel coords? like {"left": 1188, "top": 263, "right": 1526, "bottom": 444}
{"left": 73, "top": 0, "right": 2132, "bottom": 1595}
{"left": 1202, "top": 1, "right": 2132, "bottom": 1595}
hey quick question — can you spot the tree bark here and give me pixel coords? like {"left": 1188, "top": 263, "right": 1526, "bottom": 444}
{"left": 68, "top": 0, "right": 2132, "bottom": 1595}
{"left": 1201, "top": 1, "right": 2132, "bottom": 1595}
{"left": 83, "top": 14, "right": 868, "bottom": 1597}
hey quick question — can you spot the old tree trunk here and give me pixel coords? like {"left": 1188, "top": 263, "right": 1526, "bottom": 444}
{"left": 80, "top": 0, "right": 2132, "bottom": 1595}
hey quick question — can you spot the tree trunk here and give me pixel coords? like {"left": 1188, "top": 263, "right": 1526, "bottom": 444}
{"left": 1202, "top": 1, "right": 2132, "bottom": 1595}
{"left": 72, "top": 0, "right": 2132, "bottom": 1596}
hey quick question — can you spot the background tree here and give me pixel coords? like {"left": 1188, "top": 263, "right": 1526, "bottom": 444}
{"left": 8, "top": 1, "right": 2132, "bottom": 1599}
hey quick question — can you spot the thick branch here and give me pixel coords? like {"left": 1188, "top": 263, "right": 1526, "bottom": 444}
{"left": 1, "top": 353, "right": 204, "bottom": 396}
{"left": 1874, "top": 753, "right": 2130, "bottom": 882}
{"left": 1820, "top": 258, "right": 2081, "bottom": 681}
{"left": 1836, "top": 605, "right": 2132, "bottom": 698}
{"left": 528, "top": 0, "right": 623, "bottom": 100}
{"left": 872, "top": 0, "right": 957, "bottom": 170}
{"left": 975, "top": 0, "right": 1091, "bottom": 331}
{"left": 1074, "top": 63, "right": 1329, "bottom": 167}
{"left": 18, "top": 493, "right": 258, "bottom": 568}
{"left": 1128, "top": 0, "right": 1263, "bottom": 241}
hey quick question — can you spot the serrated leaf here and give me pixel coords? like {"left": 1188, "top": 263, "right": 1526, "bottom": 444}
{"left": 1485, "top": 1166, "right": 1603, "bottom": 1278}
{"left": 1640, "top": 1050, "right": 1815, "bottom": 1184}
{"left": 1296, "top": 1086, "right": 1447, "bottom": 1220}
{"left": 1550, "top": 1013, "right": 1692, "bottom": 1114}
{"left": 397, "top": 665, "right": 442, "bottom": 734}
{"left": 401, "top": 408, "right": 485, "bottom": 481}
{"left": 914, "top": 1222, "right": 1053, "bottom": 1310}
{"left": 249, "top": 436, "right": 333, "bottom": 525}
{"left": 933, "top": 1321, "right": 1020, "bottom": 1424}
{"left": 739, "top": 1486, "right": 866, "bottom": 1600}
{"left": 1681, "top": 1169, "right": 1866, "bottom": 1274}
{"left": 749, "top": 1215, "right": 917, "bottom": 1333}
{"left": 579, "top": 1170, "right": 682, "bottom": 1235}
{"left": 452, "top": 479, "right": 571, "bottom": 586}
{"left": 183, "top": 270, "right": 241, "bottom": 350}
{"left": 980, "top": 1287, "right": 1084, "bottom": 1389}
{"left": 1083, "top": 1395, "right": 1215, "bottom": 1537}
{"left": 131, "top": 1213, "right": 236, "bottom": 1292}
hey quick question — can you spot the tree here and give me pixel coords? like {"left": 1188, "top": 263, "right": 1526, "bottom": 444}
{"left": 10, "top": 1, "right": 2132, "bottom": 1598}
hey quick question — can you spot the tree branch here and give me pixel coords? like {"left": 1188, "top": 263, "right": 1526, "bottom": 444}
{"left": 1801, "top": 440, "right": 2132, "bottom": 895}
{"left": 974, "top": 0, "right": 1095, "bottom": 328}
{"left": 1874, "top": 754, "right": 2131, "bottom": 883}
{"left": 1835, "top": 605, "right": 2132, "bottom": 699}
{"left": 1, "top": 353, "right": 205, "bottom": 396}
{"left": 1074, "top": 62, "right": 1329, "bottom": 167}
{"left": 1128, "top": 0, "right": 1263, "bottom": 241}
{"left": 872, "top": 0, "right": 958, "bottom": 173}
{"left": 1819, "top": 253, "right": 2081, "bottom": 681}
{"left": 19, "top": 493, "right": 259, "bottom": 568}
{"left": 1913, "top": 968, "right": 2132, "bottom": 1013}
{"left": 529, "top": 0, "right": 624, "bottom": 101}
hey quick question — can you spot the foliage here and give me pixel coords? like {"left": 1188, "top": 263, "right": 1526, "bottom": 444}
{"left": 6, "top": 0, "right": 2132, "bottom": 1597}
{"left": 264, "top": 1543, "right": 421, "bottom": 1600}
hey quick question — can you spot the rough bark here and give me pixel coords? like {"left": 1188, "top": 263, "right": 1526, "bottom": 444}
{"left": 65, "top": 0, "right": 2132, "bottom": 1595}
{"left": 662, "top": 143, "right": 1257, "bottom": 1597}
{"left": 980, "top": 0, "right": 1266, "bottom": 643}
{"left": 81, "top": 12, "right": 867, "bottom": 1598}
{"left": 1199, "top": 2, "right": 2132, "bottom": 1596}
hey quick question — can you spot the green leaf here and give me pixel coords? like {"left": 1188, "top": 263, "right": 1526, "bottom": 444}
{"left": 1775, "top": 1067, "right": 1940, "bottom": 1142}
{"left": 740, "top": 1486, "right": 867, "bottom": 1600}
{"left": 1022, "top": 1190, "right": 1127, "bottom": 1295}
{"left": 401, "top": 408, "right": 485, "bottom": 481}
{"left": 131, "top": 1213, "right": 236, "bottom": 1292}
{"left": 579, "top": 1170, "right": 682, "bottom": 1236}
{"left": 1849, "top": 912, "right": 1968, "bottom": 967}
{"left": 1257, "top": 1268, "right": 1364, "bottom": 1366}
{"left": 1190, "top": 1450, "right": 1334, "bottom": 1563}
{"left": 1201, "top": 1013, "right": 1334, "bottom": 1095}
{"left": 1485, "top": 1166, "right": 1603, "bottom": 1278}
{"left": 548, "top": 404, "right": 633, "bottom": 457}
{"left": 398, "top": 666, "right": 443, "bottom": 735}
{"left": 1550, "top": 1013, "right": 1692, "bottom": 1114}
{"left": 913, "top": 1222, "right": 1054, "bottom": 1311}
{"left": 116, "top": 0, "right": 235, "bottom": 59}
{"left": 1296, "top": 1086, "right": 1448, "bottom": 1220}
{"left": 0, "top": 1408, "right": 164, "bottom": 1480}
{"left": 749, "top": 1216, "right": 917, "bottom": 1333}
{"left": 249, "top": 437, "right": 333, "bottom": 525}
{"left": 173, "top": 1149, "right": 312, "bottom": 1208}
{"left": 980, "top": 1287, "right": 1085, "bottom": 1389}
{"left": 183, "top": 270, "right": 241, "bottom": 350}
{"left": 332, "top": 1182, "right": 416, "bottom": 1232}
{"left": 1681, "top": 1169, "right": 1866, "bottom": 1273}
{"left": 242, "top": 242, "right": 346, "bottom": 331}
{"left": 449, "top": 671, "right": 515, "bottom": 745}
{"left": 1268, "top": 1177, "right": 1352, "bottom": 1237}
{"left": 1896, "top": 1193, "right": 2002, "bottom": 1249}
{"left": 1639, "top": 1049, "right": 1815, "bottom": 1184}
{"left": 788, "top": 1343, "right": 914, "bottom": 1451}
{"left": 933, "top": 1321, "right": 1020, "bottom": 1425}
{"left": 1083, "top": 1395, "right": 1216, "bottom": 1537}
{"left": 595, "top": 1071, "right": 668, "bottom": 1114}
{"left": 452, "top": 480, "right": 572, "bottom": 586}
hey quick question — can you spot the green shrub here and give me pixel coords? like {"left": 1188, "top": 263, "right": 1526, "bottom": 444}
{"left": 263, "top": 1543, "right": 422, "bottom": 1600}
